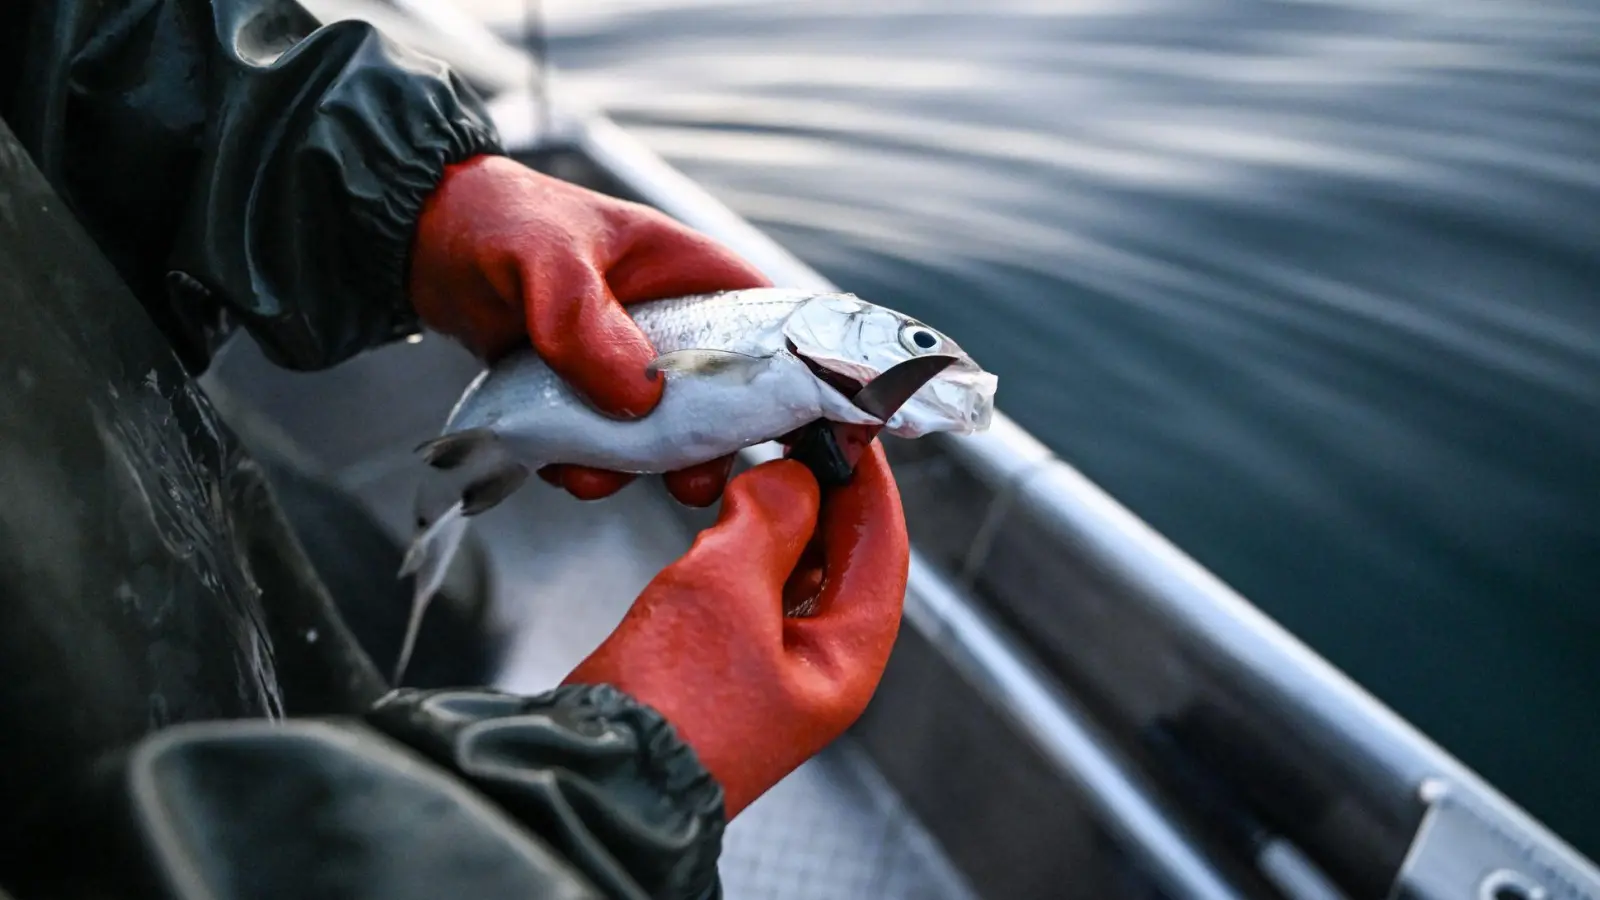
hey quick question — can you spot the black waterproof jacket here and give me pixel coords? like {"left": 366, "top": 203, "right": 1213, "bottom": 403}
{"left": 0, "top": 1, "right": 726, "bottom": 898}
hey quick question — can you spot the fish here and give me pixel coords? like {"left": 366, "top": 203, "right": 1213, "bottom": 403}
{"left": 391, "top": 287, "right": 997, "bottom": 684}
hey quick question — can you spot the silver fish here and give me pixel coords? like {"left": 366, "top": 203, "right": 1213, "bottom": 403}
{"left": 392, "top": 288, "right": 997, "bottom": 683}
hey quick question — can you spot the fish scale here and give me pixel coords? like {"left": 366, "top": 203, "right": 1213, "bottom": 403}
{"left": 626, "top": 289, "right": 815, "bottom": 354}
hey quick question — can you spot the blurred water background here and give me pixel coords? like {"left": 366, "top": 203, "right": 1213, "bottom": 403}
{"left": 472, "top": 0, "right": 1600, "bottom": 856}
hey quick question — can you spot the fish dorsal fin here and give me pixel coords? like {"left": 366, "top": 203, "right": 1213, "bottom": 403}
{"left": 646, "top": 349, "right": 769, "bottom": 383}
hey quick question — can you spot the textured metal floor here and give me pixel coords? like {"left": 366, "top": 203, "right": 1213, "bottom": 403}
{"left": 719, "top": 742, "right": 978, "bottom": 900}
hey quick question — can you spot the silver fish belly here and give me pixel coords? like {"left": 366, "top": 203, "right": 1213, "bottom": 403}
{"left": 444, "top": 340, "right": 822, "bottom": 476}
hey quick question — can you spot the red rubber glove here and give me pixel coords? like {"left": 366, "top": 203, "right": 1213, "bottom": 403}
{"left": 562, "top": 443, "right": 910, "bottom": 819}
{"left": 408, "top": 155, "right": 773, "bottom": 507}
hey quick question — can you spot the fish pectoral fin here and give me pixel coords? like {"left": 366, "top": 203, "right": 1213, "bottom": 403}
{"left": 394, "top": 499, "right": 469, "bottom": 686}
{"left": 461, "top": 464, "right": 531, "bottom": 516}
{"left": 646, "top": 349, "right": 770, "bottom": 383}
{"left": 415, "top": 428, "right": 503, "bottom": 471}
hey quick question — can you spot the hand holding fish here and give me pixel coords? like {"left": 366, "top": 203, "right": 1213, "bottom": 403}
{"left": 391, "top": 284, "right": 996, "bottom": 686}
{"left": 407, "top": 154, "right": 771, "bottom": 507}
{"left": 563, "top": 445, "right": 909, "bottom": 820}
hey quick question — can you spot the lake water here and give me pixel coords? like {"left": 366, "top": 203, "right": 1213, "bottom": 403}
{"left": 499, "top": 0, "right": 1600, "bottom": 857}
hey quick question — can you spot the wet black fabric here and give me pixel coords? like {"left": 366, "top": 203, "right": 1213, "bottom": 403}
{"left": 366, "top": 686, "right": 727, "bottom": 900}
{"left": 18, "top": 692, "right": 724, "bottom": 900}
{"left": 0, "top": 0, "right": 503, "bottom": 374}
{"left": 0, "top": 2, "right": 730, "bottom": 896}
{"left": 0, "top": 108, "right": 381, "bottom": 871}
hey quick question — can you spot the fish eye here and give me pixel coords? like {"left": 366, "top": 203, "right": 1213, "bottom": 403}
{"left": 901, "top": 325, "right": 942, "bottom": 353}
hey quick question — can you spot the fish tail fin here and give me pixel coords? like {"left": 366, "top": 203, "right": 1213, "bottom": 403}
{"left": 394, "top": 500, "right": 470, "bottom": 686}
{"left": 393, "top": 462, "right": 531, "bottom": 686}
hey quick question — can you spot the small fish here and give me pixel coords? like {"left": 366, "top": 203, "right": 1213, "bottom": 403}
{"left": 392, "top": 288, "right": 997, "bottom": 684}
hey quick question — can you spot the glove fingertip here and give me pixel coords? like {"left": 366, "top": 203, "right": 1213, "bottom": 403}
{"left": 707, "top": 460, "right": 819, "bottom": 571}
{"left": 663, "top": 455, "right": 736, "bottom": 508}
{"left": 564, "top": 328, "right": 665, "bottom": 420}
{"left": 527, "top": 271, "right": 664, "bottom": 420}
{"left": 730, "top": 459, "right": 819, "bottom": 512}
{"left": 562, "top": 466, "right": 635, "bottom": 500}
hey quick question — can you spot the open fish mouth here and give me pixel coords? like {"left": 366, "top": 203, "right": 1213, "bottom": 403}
{"left": 787, "top": 339, "right": 993, "bottom": 437}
